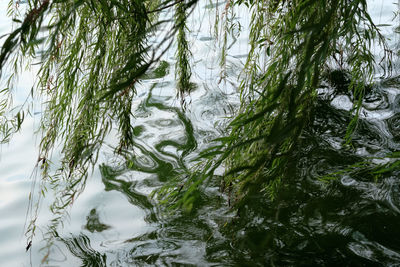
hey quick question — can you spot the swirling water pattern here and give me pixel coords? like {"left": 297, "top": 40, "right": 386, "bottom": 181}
{"left": 1, "top": 1, "right": 400, "bottom": 266}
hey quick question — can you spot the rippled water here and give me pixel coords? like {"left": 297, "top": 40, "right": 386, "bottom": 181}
{"left": 1, "top": 1, "right": 400, "bottom": 266}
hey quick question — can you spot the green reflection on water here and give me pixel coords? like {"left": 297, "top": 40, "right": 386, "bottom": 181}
{"left": 63, "top": 234, "right": 107, "bottom": 267}
{"left": 85, "top": 209, "right": 110, "bottom": 233}
{"left": 65, "top": 79, "right": 400, "bottom": 266}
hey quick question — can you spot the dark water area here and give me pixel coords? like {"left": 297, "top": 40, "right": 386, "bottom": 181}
{"left": 214, "top": 79, "right": 400, "bottom": 266}
{"left": 53, "top": 74, "right": 400, "bottom": 266}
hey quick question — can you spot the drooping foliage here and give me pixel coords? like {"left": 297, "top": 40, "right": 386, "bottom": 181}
{"left": 156, "top": 0, "right": 394, "bottom": 210}
{"left": 0, "top": 0, "right": 397, "bottom": 257}
{"left": 1, "top": 0, "right": 197, "bottom": 252}
{"left": 175, "top": 1, "right": 192, "bottom": 101}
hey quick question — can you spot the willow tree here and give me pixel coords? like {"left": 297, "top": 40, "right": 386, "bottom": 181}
{"left": 0, "top": 0, "right": 396, "bottom": 254}
{"left": 1, "top": 0, "right": 197, "bottom": 252}
{"left": 157, "top": 0, "right": 396, "bottom": 211}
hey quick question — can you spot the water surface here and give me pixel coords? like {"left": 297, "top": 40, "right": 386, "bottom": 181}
{"left": 0, "top": 1, "right": 400, "bottom": 266}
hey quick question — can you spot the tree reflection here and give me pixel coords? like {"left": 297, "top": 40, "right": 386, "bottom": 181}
{"left": 85, "top": 209, "right": 110, "bottom": 233}
{"left": 63, "top": 234, "right": 107, "bottom": 267}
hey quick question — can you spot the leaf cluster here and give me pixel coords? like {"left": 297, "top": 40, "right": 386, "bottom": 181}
{"left": 156, "top": 0, "right": 393, "bottom": 211}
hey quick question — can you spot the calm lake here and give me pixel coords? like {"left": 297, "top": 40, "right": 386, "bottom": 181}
{"left": 1, "top": 1, "right": 400, "bottom": 266}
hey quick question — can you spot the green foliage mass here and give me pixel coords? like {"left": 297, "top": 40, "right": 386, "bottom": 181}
{"left": 0, "top": 0, "right": 397, "bottom": 255}
{"left": 156, "top": 0, "right": 394, "bottom": 211}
